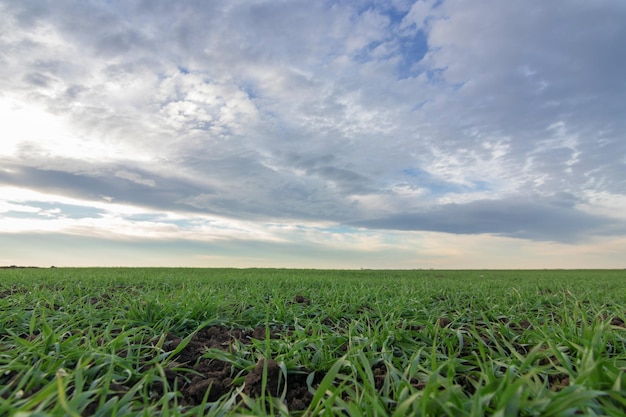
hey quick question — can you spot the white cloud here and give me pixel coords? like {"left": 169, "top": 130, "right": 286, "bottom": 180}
{"left": 401, "top": 0, "right": 438, "bottom": 31}
{"left": 579, "top": 192, "right": 626, "bottom": 221}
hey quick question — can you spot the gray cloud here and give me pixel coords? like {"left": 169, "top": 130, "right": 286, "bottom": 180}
{"left": 0, "top": 162, "right": 208, "bottom": 214}
{"left": 0, "top": 155, "right": 361, "bottom": 222}
{"left": 351, "top": 195, "right": 622, "bottom": 242}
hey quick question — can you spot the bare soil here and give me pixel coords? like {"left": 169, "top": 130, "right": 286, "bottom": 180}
{"left": 153, "top": 325, "right": 321, "bottom": 411}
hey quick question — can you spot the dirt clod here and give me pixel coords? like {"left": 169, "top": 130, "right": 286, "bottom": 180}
{"left": 549, "top": 374, "right": 570, "bottom": 391}
{"left": 294, "top": 294, "right": 311, "bottom": 305}
{"left": 184, "top": 359, "right": 233, "bottom": 403}
{"left": 243, "top": 358, "right": 281, "bottom": 397}
{"left": 437, "top": 317, "right": 452, "bottom": 327}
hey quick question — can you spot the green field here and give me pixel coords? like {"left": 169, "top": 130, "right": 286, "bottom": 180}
{"left": 1, "top": 268, "right": 625, "bottom": 416}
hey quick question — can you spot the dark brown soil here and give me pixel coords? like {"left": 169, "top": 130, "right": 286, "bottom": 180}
{"left": 293, "top": 294, "right": 311, "bottom": 305}
{"left": 436, "top": 317, "right": 452, "bottom": 327}
{"left": 0, "top": 287, "right": 30, "bottom": 298}
{"left": 149, "top": 325, "right": 321, "bottom": 412}
{"left": 243, "top": 358, "right": 281, "bottom": 397}
{"left": 548, "top": 374, "right": 570, "bottom": 391}
{"left": 610, "top": 316, "right": 625, "bottom": 327}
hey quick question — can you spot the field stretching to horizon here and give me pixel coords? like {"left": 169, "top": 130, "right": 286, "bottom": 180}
{"left": 1, "top": 268, "right": 625, "bottom": 416}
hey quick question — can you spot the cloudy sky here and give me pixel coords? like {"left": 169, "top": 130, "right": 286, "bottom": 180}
{"left": 1, "top": 0, "right": 625, "bottom": 268}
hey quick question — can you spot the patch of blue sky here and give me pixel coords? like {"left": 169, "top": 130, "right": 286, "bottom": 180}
{"left": 3, "top": 210, "right": 41, "bottom": 219}
{"left": 401, "top": 167, "right": 431, "bottom": 179}
{"left": 18, "top": 201, "right": 106, "bottom": 219}
{"left": 395, "top": 30, "right": 428, "bottom": 79}
{"left": 366, "top": 2, "right": 430, "bottom": 79}
{"left": 126, "top": 213, "right": 165, "bottom": 222}
{"left": 126, "top": 213, "right": 201, "bottom": 229}
{"left": 314, "top": 224, "right": 364, "bottom": 234}
{"left": 240, "top": 80, "right": 260, "bottom": 100}
{"left": 349, "top": 26, "right": 428, "bottom": 81}
{"left": 423, "top": 66, "right": 446, "bottom": 84}
{"left": 165, "top": 218, "right": 201, "bottom": 229}
{"left": 383, "top": 4, "right": 411, "bottom": 25}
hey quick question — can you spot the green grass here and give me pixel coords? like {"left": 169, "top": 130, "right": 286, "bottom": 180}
{"left": 1, "top": 268, "right": 625, "bottom": 416}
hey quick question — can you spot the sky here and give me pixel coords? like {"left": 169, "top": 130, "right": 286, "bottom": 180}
{"left": 1, "top": 0, "right": 625, "bottom": 269}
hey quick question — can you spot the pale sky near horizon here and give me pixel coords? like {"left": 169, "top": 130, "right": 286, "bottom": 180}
{"left": 1, "top": 0, "right": 625, "bottom": 268}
